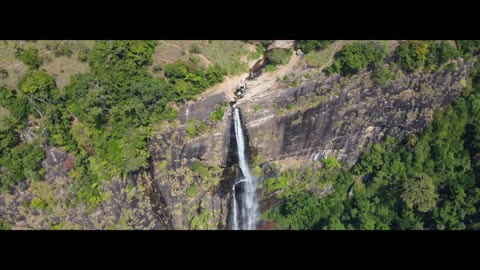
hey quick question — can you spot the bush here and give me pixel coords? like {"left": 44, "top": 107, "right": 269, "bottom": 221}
{"left": 425, "top": 41, "right": 459, "bottom": 71}
{"left": 189, "top": 43, "right": 201, "bottom": 54}
{"left": 260, "top": 40, "right": 273, "bottom": 47}
{"left": 19, "top": 48, "right": 43, "bottom": 69}
{"left": 185, "top": 118, "right": 208, "bottom": 138}
{"left": 265, "top": 64, "right": 277, "bottom": 72}
{"left": 77, "top": 47, "right": 90, "bottom": 62}
{"left": 265, "top": 48, "right": 292, "bottom": 66}
{"left": 53, "top": 43, "right": 73, "bottom": 58}
{"left": 456, "top": 40, "right": 480, "bottom": 56}
{"left": 20, "top": 70, "right": 57, "bottom": 98}
{"left": 371, "top": 64, "right": 392, "bottom": 86}
{"left": 153, "top": 65, "right": 162, "bottom": 73}
{"left": 0, "top": 69, "right": 8, "bottom": 79}
{"left": 190, "top": 161, "right": 211, "bottom": 181}
{"left": 395, "top": 40, "right": 430, "bottom": 73}
{"left": 210, "top": 105, "right": 225, "bottom": 122}
{"left": 295, "top": 40, "right": 334, "bottom": 54}
{"left": 0, "top": 219, "right": 11, "bottom": 230}
{"left": 186, "top": 183, "right": 199, "bottom": 197}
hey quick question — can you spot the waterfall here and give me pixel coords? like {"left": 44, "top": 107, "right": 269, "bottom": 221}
{"left": 232, "top": 185, "right": 238, "bottom": 230}
{"left": 231, "top": 106, "right": 259, "bottom": 230}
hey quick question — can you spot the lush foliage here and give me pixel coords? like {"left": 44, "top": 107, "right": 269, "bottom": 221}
{"left": 1, "top": 41, "right": 229, "bottom": 212}
{"left": 395, "top": 41, "right": 459, "bottom": 73}
{"left": 267, "top": 57, "right": 480, "bottom": 230}
{"left": 19, "top": 48, "right": 43, "bottom": 70}
{"left": 327, "top": 42, "right": 387, "bottom": 76}
{"left": 395, "top": 40, "right": 430, "bottom": 73}
{"left": 295, "top": 40, "right": 334, "bottom": 54}
{"left": 370, "top": 64, "right": 392, "bottom": 86}
{"left": 210, "top": 102, "right": 228, "bottom": 122}
{"left": 265, "top": 49, "right": 292, "bottom": 66}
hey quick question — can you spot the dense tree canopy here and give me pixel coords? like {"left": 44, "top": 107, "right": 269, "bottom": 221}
{"left": 268, "top": 53, "right": 480, "bottom": 230}
{"left": 328, "top": 42, "right": 387, "bottom": 76}
{"left": 1, "top": 40, "right": 229, "bottom": 212}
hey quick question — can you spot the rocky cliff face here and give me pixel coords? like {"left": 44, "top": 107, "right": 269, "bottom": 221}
{"left": 240, "top": 59, "right": 470, "bottom": 167}
{"left": 144, "top": 58, "right": 471, "bottom": 229}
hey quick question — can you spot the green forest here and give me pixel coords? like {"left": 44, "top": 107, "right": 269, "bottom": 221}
{"left": 0, "top": 41, "right": 226, "bottom": 211}
{"left": 265, "top": 40, "right": 480, "bottom": 230}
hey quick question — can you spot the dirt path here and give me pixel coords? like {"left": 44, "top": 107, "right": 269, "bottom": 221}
{"left": 198, "top": 48, "right": 302, "bottom": 106}
{"left": 160, "top": 40, "right": 183, "bottom": 51}
{"left": 158, "top": 57, "right": 174, "bottom": 64}
{"left": 2, "top": 61, "right": 23, "bottom": 69}
{"left": 198, "top": 44, "right": 264, "bottom": 102}
{"left": 239, "top": 53, "right": 302, "bottom": 104}
{"left": 319, "top": 40, "right": 344, "bottom": 70}
{"left": 194, "top": 53, "right": 212, "bottom": 67}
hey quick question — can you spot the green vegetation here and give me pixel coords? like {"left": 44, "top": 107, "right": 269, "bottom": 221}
{"left": 394, "top": 41, "right": 459, "bottom": 73}
{"left": 265, "top": 64, "right": 277, "bottom": 73}
{"left": 248, "top": 45, "right": 265, "bottom": 60}
{"left": 265, "top": 48, "right": 292, "bottom": 66}
{"left": 187, "top": 183, "right": 199, "bottom": 197}
{"left": 425, "top": 41, "right": 459, "bottom": 71}
{"left": 295, "top": 40, "right": 334, "bottom": 54}
{"left": 0, "top": 219, "right": 11, "bottom": 230}
{"left": 327, "top": 42, "right": 387, "bottom": 76}
{"left": 163, "top": 60, "right": 225, "bottom": 101}
{"left": 18, "top": 48, "right": 43, "bottom": 70}
{"left": 456, "top": 40, "right": 480, "bottom": 56}
{"left": 323, "top": 157, "right": 341, "bottom": 170}
{"left": 267, "top": 55, "right": 480, "bottom": 230}
{"left": 190, "top": 161, "right": 211, "bottom": 181}
{"left": 371, "top": 64, "right": 392, "bottom": 86}
{"left": 199, "top": 40, "right": 249, "bottom": 75}
{"left": 0, "top": 40, "right": 229, "bottom": 214}
{"left": 395, "top": 40, "right": 430, "bottom": 73}
{"left": 185, "top": 118, "right": 208, "bottom": 138}
{"left": 210, "top": 102, "right": 228, "bottom": 122}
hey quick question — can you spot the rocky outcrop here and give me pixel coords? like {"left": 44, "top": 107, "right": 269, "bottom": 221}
{"left": 240, "top": 59, "right": 470, "bottom": 167}
{"left": 146, "top": 92, "right": 234, "bottom": 229}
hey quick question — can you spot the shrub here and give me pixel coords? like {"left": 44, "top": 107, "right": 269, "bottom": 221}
{"left": 295, "top": 40, "right": 334, "bottom": 54}
{"left": 395, "top": 40, "right": 430, "bottom": 73}
{"left": 0, "top": 69, "right": 8, "bottom": 79}
{"left": 189, "top": 43, "right": 201, "bottom": 54}
{"left": 371, "top": 64, "right": 392, "bottom": 86}
{"left": 19, "top": 48, "right": 43, "bottom": 69}
{"left": 265, "top": 48, "right": 292, "bottom": 66}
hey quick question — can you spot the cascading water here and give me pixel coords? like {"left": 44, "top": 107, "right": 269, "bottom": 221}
{"left": 231, "top": 106, "right": 259, "bottom": 230}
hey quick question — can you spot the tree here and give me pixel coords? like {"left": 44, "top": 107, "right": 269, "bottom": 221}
{"left": 456, "top": 40, "right": 480, "bottom": 56}
{"left": 395, "top": 40, "right": 430, "bottom": 73}
{"left": 19, "top": 71, "right": 57, "bottom": 118}
{"left": 295, "top": 40, "right": 334, "bottom": 54}
{"left": 265, "top": 48, "right": 292, "bottom": 66}
{"left": 328, "top": 42, "right": 387, "bottom": 76}
{"left": 401, "top": 174, "right": 438, "bottom": 212}
{"left": 425, "top": 41, "right": 459, "bottom": 70}
{"left": 371, "top": 64, "right": 392, "bottom": 86}
{"left": 20, "top": 71, "right": 56, "bottom": 98}
{"left": 19, "top": 48, "right": 43, "bottom": 70}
